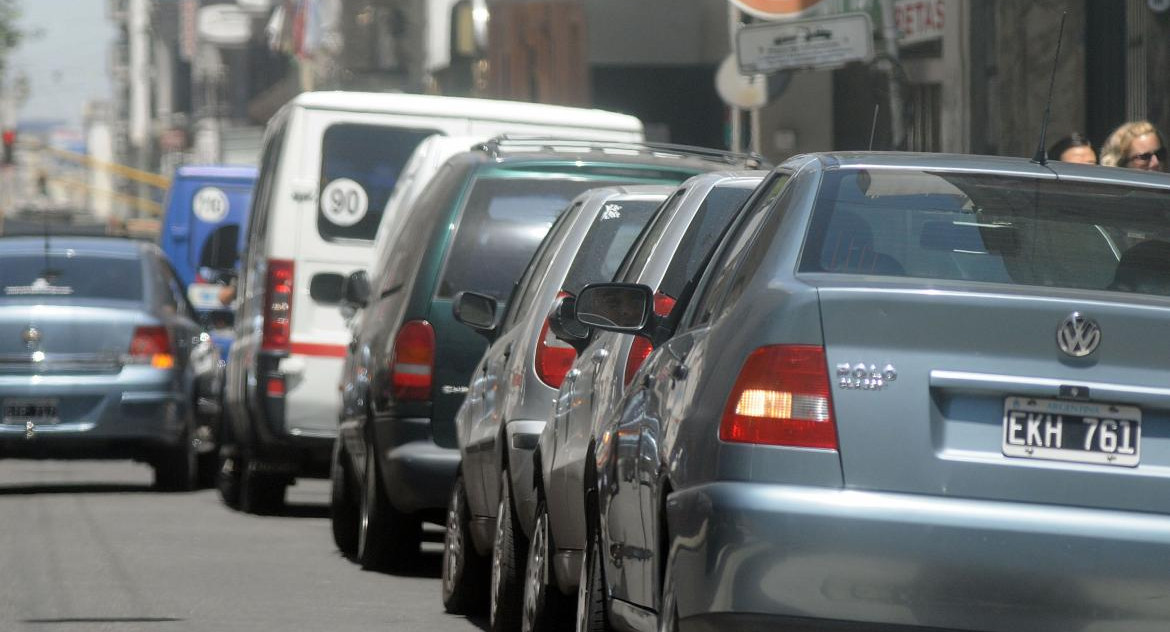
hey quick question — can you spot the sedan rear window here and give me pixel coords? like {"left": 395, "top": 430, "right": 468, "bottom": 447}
{"left": 562, "top": 198, "right": 662, "bottom": 295}
{"left": 438, "top": 177, "right": 625, "bottom": 300}
{"left": 0, "top": 255, "right": 143, "bottom": 301}
{"left": 801, "top": 169, "right": 1170, "bottom": 297}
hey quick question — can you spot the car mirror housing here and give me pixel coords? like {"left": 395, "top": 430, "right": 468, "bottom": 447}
{"left": 548, "top": 294, "right": 591, "bottom": 353}
{"left": 453, "top": 291, "right": 499, "bottom": 339}
{"left": 574, "top": 283, "right": 654, "bottom": 334}
{"left": 341, "top": 269, "right": 371, "bottom": 309}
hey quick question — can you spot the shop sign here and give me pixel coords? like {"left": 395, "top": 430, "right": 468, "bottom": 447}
{"left": 737, "top": 12, "right": 874, "bottom": 74}
{"left": 894, "top": 0, "right": 945, "bottom": 46}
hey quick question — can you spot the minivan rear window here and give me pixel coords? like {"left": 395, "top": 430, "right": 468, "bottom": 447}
{"left": 801, "top": 169, "right": 1170, "bottom": 297}
{"left": 318, "top": 124, "right": 439, "bottom": 242}
{"left": 438, "top": 177, "right": 626, "bottom": 300}
{"left": 0, "top": 255, "right": 143, "bottom": 301}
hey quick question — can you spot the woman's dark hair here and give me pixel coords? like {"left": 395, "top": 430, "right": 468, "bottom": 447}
{"left": 1048, "top": 133, "right": 1093, "bottom": 161}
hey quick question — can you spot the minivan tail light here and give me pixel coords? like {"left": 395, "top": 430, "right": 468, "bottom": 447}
{"left": 391, "top": 320, "right": 435, "bottom": 401}
{"left": 536, "top": 292, "right": 577, "bottom": 388}
{"left": 719, "top": 345, "right": 837, "bottom": 450}
{"left": 262, "top": 259, "right": 294, "bottom": 352}
{"left": 128, "top": 326, "right": 174, "bottom": 369}
{"left": 623, "top": 293, "right": 676, "bottom": 386}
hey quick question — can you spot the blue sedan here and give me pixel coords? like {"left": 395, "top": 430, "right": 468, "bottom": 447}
{"left": 0, "top": 236, "right": 218, "bottom": 490}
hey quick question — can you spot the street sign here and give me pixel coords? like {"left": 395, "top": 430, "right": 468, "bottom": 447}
{"left": 197, "top": 4, "right": 253, "bottom": 47}
{"left": 730, "top": 0, "right": 829, "bottom": 20}
{"left": 736, "top": 12, "right": 874, "bottom": 75}
{"left": 715, "top": 55, "right": 768, "bottom": 109}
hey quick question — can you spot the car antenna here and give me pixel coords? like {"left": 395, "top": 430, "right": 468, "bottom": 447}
{"left": 868, "top": 104, "right": 880, "bottom": 151}
{"left": 1031, "top": 11, "right": 1067, "bottom": 166}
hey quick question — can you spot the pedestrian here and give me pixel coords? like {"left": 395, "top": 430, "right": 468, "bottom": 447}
{"left": 1099, "top": 120, "right": 1166, "bottom": 171}
{"left": 1048, "top": 133, "right": 1097, "bottom": 165}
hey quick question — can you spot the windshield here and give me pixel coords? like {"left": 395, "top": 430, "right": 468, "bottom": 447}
{"left": 801, "top": 169, "right": 1170, "bottom": 297}
{"left": 0, "top": 254, "right": 143, "bottom": 301}
{"left": 438, "top": 177, "right": 627, "bottom": 300}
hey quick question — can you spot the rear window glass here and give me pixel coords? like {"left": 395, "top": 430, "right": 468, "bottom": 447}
{"left": 438, "top": 177, "right": 627, "bottom": 300}
{"left": 318, "top": 124, "right": 438, "bottom": 242}
{"left": 801, "top": 169, "right": 1170, "bottom": 297}
{"left": 0, "top": 255, "right": 143, "bottom": 301}
{"left": 562, "top": 198, "right": 662, "bottom": 295}
{"left": 657, "top": 184, "right": 756, "bottom": 298}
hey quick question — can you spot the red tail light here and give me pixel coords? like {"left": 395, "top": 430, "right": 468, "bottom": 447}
{"left": 535, "top": 292, "right": 577, "bottom": 388}
{"left": 719, "top": 345, "right": 837, "bottom": 450}
{"left": 391, "top": 320, "right": 435, "bottom": 401}
{"left": 622, "top": 293, "right": 676, "bottom": 386}
{"left": 262, "top": 259, "right": 295, "bottom": 352}
{"left": 128, "top": 326, "right": 174, "bottom": 369}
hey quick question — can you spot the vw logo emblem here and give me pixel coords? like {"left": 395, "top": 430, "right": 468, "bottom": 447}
{"left": 1057, "top": 313, "right": 1100, "bottom": 357}
{"left": 20, "top": 327, "right": 41, "bottom": 348}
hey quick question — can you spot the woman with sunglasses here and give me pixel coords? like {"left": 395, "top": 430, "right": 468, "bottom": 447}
{"left": 1100, "top": 120, "right": 1167, "bottom": 171}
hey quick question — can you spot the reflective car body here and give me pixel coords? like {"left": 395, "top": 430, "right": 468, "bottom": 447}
{"left": 538, "top": 172, "right": 765, "bottom": 593}
{"left": 581, "top": 154, "right": 1170, "bottom": 632}
{"left": 0, "top": 236, "right": 217, "bottom": 490}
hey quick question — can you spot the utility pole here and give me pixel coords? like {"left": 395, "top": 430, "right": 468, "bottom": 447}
{"left": 878, "top": 0, "right": 905, "bottom": 150}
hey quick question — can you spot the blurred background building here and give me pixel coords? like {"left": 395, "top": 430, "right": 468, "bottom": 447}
{"left": 86, "top": 0, "right": 1170, "bottom": 221}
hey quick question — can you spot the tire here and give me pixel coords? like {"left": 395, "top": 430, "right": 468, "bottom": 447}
{"left": 153, "top": 423, "right": 196, "bottom": 492}
{"left": 490, "top": 473, "right": 527, "bottom": 631}
{"left": 522, "top": 498, "right": 574, "bottom": 632}
{"left": 357, "top": 442, "right": 421, "bottom": 571}
{"left": 217, "top": 449, "right": 242, "bottom": 509}
{"left": 330, "top": 439, "right": 360, "bottom": 559}
{"left": 442, "top": 473, "right": 489, "bottom": 614}
{"left": 240, "top": 464, "right": 287, "bottom": 515}
{"left": 575, "top": 504, "right": 611, "bottom": 632}
{"left": 657, "top": 552, "right": 679, "bottom": 632}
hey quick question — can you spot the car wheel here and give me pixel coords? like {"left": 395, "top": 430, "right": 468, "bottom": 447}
{"left": 194, "top": 417, "right": 219, "bottom": 489}
{"left": 357, "top": 442, "right": 421, "bottom": 571}
{"left": 490, "top": 473, "right": 527, "bottom": 631}
{"left": 522, "top": 498, "right": 574, "bottom": 632}
{"left": 575, "top": 503, "right": 611, "bottom": 632}
{"left": 330, "top": 439, "right": 360, "bottom": 559}
{"left": 240, "top": 464, "right": 287, "bottom": 515}
{"left": 152, "top": 423, "right": 196, "bottom": 492}
{"left": 442, "top": 472, "right": 488, "bottom": 614}
{"left": 217, "top": 448, "right": 242, "bottom": 508}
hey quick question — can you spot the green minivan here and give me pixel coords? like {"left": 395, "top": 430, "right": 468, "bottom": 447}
{"left": 330, "top": 138, "right": 760, "bottom": 570}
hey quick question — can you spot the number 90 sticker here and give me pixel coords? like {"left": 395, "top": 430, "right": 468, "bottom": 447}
{"left": 193, "top": 187, "right": 230, "bottom": 223}
{"left": 321, "top": 178, "right": 369, "bottom": 227}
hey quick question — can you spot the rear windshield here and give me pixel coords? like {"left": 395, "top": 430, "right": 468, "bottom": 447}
{"left": 0, "top": 254, "right": 143, "bottom": 301}
{"left": 562, "top": 198, "right": 662, "bottom": 295}
{"left": 658, "top": 184, "right": 756, "bottom": 298}
{"left": 438, "top": 177, "right": 627, "bottom": 300}
{"left": 801, "top": 169, "right": 1170, "bottom": 297}
{"left": 318, "top": 124, "right": 438, "bottom": 242}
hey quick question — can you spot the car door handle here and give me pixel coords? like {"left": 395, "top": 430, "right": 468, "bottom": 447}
{"left": 672, "top": 364, "right": 688, "bottom": 381}
{"left": 591, "top": 349, "right": 609, "bottom": 364}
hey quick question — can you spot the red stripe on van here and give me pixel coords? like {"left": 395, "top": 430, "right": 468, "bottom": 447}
{"left": 289, "top": 342, "right": 349, "bottom": 358}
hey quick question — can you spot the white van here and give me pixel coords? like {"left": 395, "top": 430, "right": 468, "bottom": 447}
{"left": 220, "top": 91, "right": 643, "bottom": 512}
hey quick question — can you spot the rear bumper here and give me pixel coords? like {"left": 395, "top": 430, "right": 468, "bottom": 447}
{"left": 0, "top": 368, "right": 185, "bottom": 457}
{"left": 667, "top": 482, "right": 1170, "bottom": 632}
{"left": 374, "top": 416, "right": 459, "bottom": 515}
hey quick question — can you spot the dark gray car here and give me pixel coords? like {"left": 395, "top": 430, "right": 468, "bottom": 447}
{"left": 528, "top": 171, "right": 764, "bottom": 629}
{"left": 573, "top": 153, "right": 1170, "bottom": 632}
{"left": 0, "top": 236, "right": 218, "bottom": 490}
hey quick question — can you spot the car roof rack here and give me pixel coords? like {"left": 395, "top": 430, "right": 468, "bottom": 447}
{"left": 472, "top": 135, "right": 769, "bottom": 169}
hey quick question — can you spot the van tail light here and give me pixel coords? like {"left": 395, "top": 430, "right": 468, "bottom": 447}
{"left": 262, "top": 259, "right": 294, "bottom": 353}
{"left": 536, "top": 292, "right": 577, "bottom": 388}
{"left": 622, "top": 293, "right": 676, "bottom": 386}
{"left": 128, "top": 326, "right": 175, "bottom": 369}
{"left": 719, "top": 345, "right": 837, "bottom": 450}
{"left": 391, "top": 320, "right": 435, "bottom": 401}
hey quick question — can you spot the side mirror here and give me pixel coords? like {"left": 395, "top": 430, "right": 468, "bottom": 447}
{"left": 574, "top": 283, "right": 653, "bottom": 334}
{"left": 341, "top": 270, "right": 371, "bottom": 309}
{"left": 547, "top": 294, "right": 591, "bottom": 353}
{"left": 453, "top": 291, "right": 499, "bottom": 339}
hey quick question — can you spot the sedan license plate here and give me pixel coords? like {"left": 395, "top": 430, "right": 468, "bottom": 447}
{"left": 1003, "top": 397, "right": 1140, "bottom": 467}
{"left": 3, "top": 399, "right": 60, "bottom": 425}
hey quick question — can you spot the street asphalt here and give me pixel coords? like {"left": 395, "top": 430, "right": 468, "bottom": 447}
{"left": 0, "top": 460, "right": 487, "bottom": 632}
